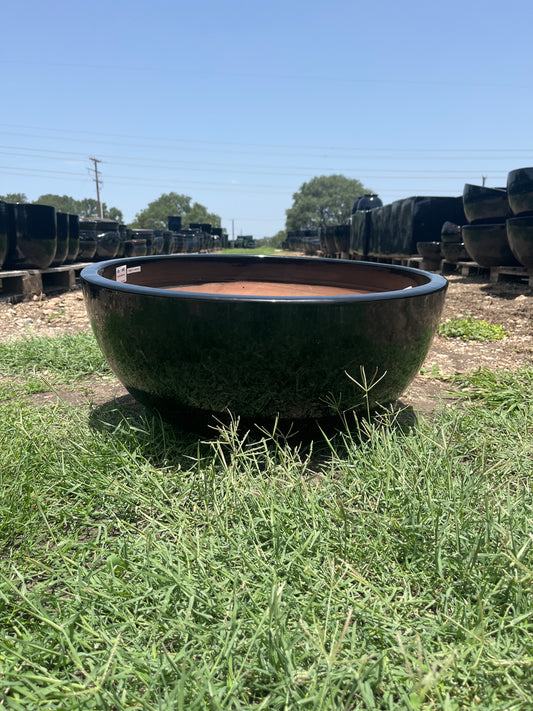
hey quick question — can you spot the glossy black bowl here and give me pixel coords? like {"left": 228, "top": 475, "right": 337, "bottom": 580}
{"left": 462, "top": 223, "right": 520, "bottom": 267}
{"left": 416, "top": 241, "right": 442, "bottom": 259}
{"left": 506, "top": 216, "right": 533, "bottom": 268}
{"left": 441, "top": 242, "right": 469, "bottom": 263}
{"left": 4, "top": 203, "right": 57, "bottom": 270}
{"left": 463, "top": 184, "right": 511, "bottom": 224}
{"left": 507, "top": 167, "right": 533, "bottom": 216}
{"left": 81, "top": 254, "right": 448, "bottom": 429}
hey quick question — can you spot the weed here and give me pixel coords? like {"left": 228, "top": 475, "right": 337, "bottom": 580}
{"left": 437, "top": 316, "right": 508, "bottom": 341}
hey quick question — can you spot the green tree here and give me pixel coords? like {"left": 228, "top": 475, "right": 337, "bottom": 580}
{"left": 35, "top": 194, "right": 80, "bottom": 213}
{"left": 285, "top": 174, "right": 368, "bottom": 231}
{"left": 77, "top": 198, "right": 123, "bottom": 222}
{"left": 34, "top": 194, "right": 123, "bottom": 222}
{"left": 0, "top": 192, "right": 27, "bottom": 203}
{"left": 130, "top": 192, "right": 221, "bottom": 230}
{"left": 267, "top": 229, "right": 287, "bottom": 248}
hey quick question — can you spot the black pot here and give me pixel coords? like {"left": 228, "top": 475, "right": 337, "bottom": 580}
{"left": 81, "top": 254, "right": 447, "bottom": 429}
{"left": 441, "top": 221, "right": 462, "bottom": 243}
{"left": 319, "top": 226, "right": 337, "bottom": 254}
{"left": 352, "top": 193, "right": 383, "bottom": 214}
{"left": 462, "top": 184, "right": 511, "bottom": 224}
{"left": 4, "top": 203, "right": 57, "bottom": 270}
{"left": 441, "top": 242, "right": 469, "bottom": 263}
{"left": 505, "top": 216, "right": 533, "bottom": 268}
{"left": 462, "top": 223, "right": 520, "bottom": 267}
{"left": 78, "top": 222, "right": 98, "bottom": 261}
{"left": 0, "top": 201, "right": 9, "bottom": 269}
{"left": 167, "top": 215, "right": 182, "bottom": 232}
{"left": 507, "top": 167, "right": 533, "bottom": 216}
{"left": 50, "top": 212, "right": 69, "bottom": 266}
{"left": 124, "top": 239, "right": 147, "bottom": 257}
{"left": 416, "top": 241, "right": 442, "bottom": 259}
{"left": 65, "top": 214, "right": 80, "bottom": 263}
{"left": 94, "top": 232, "right": 121, "bottom": 260}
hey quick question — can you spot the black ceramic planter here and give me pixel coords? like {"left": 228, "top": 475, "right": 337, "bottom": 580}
{"left": 124, "top": 239, "right": 147, "bottom": 257}
{"left": 94, "top": 232, "right": 121, "bottom": 260}
{"left": 4, "top": 203, "right": 57, "bottom": 270}
{"left": 0, "top": 201, "right": 8, "bottom": 269}
{"left": 65, "top": 214, "right": 80, "bottom": 263}
{"left": 462, "top": 223, "right": 520, "bottom": 267}
{"left": 441, "top": 221, "right": 462, "bottom": 243}
{"left": 51, "top": 212, "right": 69, "bottom": 266}
{"left": 441, "top": 242, "right": 469, "bottom": 263}
{"left": 416, "top": 241, "right": 442, "bottom": 260}
{"left": 463, "top": 184, "right": 511, "bottom": 224}
{"left": 507, "top": 167, "right": 533, "bottom": 216}
{"left": 81, "top": 254, "right": 447, "bottom": 430}
{"left": 506, "top": 216, "right": 533, "bottom": 268}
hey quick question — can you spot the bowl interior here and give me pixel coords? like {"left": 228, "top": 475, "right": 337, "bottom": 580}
{"left": 92, "top": 254, "right": 435, "bottom": 299}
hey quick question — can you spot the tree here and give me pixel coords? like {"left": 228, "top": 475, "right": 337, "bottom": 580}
{"left": 267, "top": 229, "right": 287, "bottom": 248}
{"left": 130, "top": 192, "right": 221, "bottom": 230}
{"left": 35, "top": 194, "right": 79, "bottom": 213}
{"left": 34, "top": 195, "right": 123, "bottom": 222}
{"left": 0, "top": 192, "right": 27, "bottom": 203}
{"left": 285, "top": 175, "right": 368, "bottom": 231}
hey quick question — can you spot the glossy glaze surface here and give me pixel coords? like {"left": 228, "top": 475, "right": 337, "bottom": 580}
{"left": 65, "top": 213, "right": 80, "bottom": 263}
{"left": 51, "top": 212, "right": 69, "bottom": 266}
{"left": 4, "top": 203, "right": 57, "bottom": 270}
{"left": 463, "top": 184, "right": 511, "bottom": 224}
{"left": 462, "top": 223, "right": 520, "bottom": 267}
{"left": 507, "top": 167, "right": 533, "bottom": 216}
{"left": 506, "top": 216, "right": 533, "bottom": 268}
{"left": 81, "top": 254, "right": 448, "bottom": 427}
{"left": 0, "top": 201, "right": 8, "bottom": 269}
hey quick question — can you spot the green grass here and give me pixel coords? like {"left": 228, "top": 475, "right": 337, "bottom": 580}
{"left": 221, "top": 246, "right": 279, "bottom": 255}
{"left": 0, "top": 332, "right": 111, "bottom": 400}
{"left": 437, "top": 317, "right": 509, "bottom": 341}
{"left": 0, "top": 334, "right": 532, "bottom": 709}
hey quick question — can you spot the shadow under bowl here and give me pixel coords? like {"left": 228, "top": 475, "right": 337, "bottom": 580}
{"left": 463, "top": 183, "right": 511, "bottom": 224}
{"left": 506, "top": 216, "right": 533, "bottom": 268}
{"left": 507, "top": 167, "right": 533, "bottom": 216}
{"left": 81, "top": 254, "right": 448, "bottom": 429}
{"left": 461, "top": 223, "right": 520, "bottom": 268}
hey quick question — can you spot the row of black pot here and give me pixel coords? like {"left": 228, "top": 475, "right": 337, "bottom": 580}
{"left": 463, "top": 168, "right": 533, "bottom": 224}
{"left": 0, "top": 202, "right": 79, "bottom": 271}
{"left": 459, "top": 170, "right": 533, "bottom": 268}
{"left": 0, "top": 202, "right": 228, "bottom": 271}
{"left": 417, "top": 218, "right": 533, "bottom": 269}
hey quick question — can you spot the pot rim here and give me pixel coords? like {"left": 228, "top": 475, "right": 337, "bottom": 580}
{"left": 81, "top": 253, "right": 448, "bottom": 305}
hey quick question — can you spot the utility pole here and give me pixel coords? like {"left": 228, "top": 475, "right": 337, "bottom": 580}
{"left": 89, "top": 157, "right": 103, "bottom": 218}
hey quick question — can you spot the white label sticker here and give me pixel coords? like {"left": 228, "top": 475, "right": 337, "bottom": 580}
{"left": 127, "top": 266, "right": 142, "bottom": 274}
{"left": 116, "top": 265, "right": 127, "bottom": 283}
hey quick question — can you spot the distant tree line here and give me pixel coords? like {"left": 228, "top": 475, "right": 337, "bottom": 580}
{"left": 0, "top": 191, "right": 221, "bottom": 231}
{"left": 2, "top": 173, "right": 371, "bottom": 243}
{"left": 0, "top": 193, "right": 124, "bottom": 222}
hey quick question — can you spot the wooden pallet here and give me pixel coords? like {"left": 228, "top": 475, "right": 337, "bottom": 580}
{"left": 488, "top": 265, "right": 533, "bottom": 286}
{"left": 453, "top": 261, "right": 533, "bottom": 285}
{"left": 0, "top": 262, "right": 92, "bottom": 302}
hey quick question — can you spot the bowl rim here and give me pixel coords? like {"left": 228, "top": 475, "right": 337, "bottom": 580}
{"left": 81, "top": 253, "right": 448, "bottom": 304}
{"left": 506, "top": 215, "right": 533, "bottom": 225}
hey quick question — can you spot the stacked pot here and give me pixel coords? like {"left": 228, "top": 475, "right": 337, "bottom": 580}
{"left": 461, "top": 184, "right": 518, "bottom": 267}
{"left": 506, "top": 168, "right": 533, "bottom": 268}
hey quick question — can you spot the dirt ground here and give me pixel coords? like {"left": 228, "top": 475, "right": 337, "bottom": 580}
{"left": 0, "top": 273, "right": 531, "bottom": 414}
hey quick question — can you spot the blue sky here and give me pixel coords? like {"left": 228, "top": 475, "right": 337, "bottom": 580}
{"left": 1, "top": 0, "right": 532, "bottom": 237}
